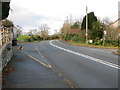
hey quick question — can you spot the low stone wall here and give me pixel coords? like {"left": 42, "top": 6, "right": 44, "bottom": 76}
{"left": 1, "top": 41, "right": 13, "bottom": 68}
{"left": 0, "top": 41, "right": 13, "bottom": 89}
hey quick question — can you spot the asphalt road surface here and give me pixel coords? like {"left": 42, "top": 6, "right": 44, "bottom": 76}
{"left": 22, "top": 40, "right": 119, "bottom": 88}
{"left": 4, "top": 46, "right": 69, "bottom": 88}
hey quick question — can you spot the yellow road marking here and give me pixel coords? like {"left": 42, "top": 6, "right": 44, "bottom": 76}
{"left": 21, "top": 51, "right": 51, "bottom": 68}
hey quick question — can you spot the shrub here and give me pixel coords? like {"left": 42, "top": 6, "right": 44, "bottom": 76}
{"left": 71, "top": 34, "right": 80, "bottom": 42}
{"left": 24, "top": 37, "right": 30, "bottom": 42}
{"left": 65, "top": 34, "right": 71, "bottom": 41}
{"left": 105, "top": 40, "right": 119, "bottom": 46}
{"left": 29, "top": 36, "right": 35, "bottom": 42}
{"left": 33, "top": 35, "right": 42, "bottom": 40}
{"left": 94, "top": 40, "right": 102, "bottom": 45}
{"left": 50, "top": 35, "right": 59, "bottom": 40}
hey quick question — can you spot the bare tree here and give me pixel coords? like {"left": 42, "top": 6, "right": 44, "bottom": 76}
{"left": 30, "top": 29, "right": 37, "bottom": 35}
{"left": 106, "top": 27, "right": 119, "bottom": 40}
{"left": 16, "top": 25, "right": 22, "bottom": 35}
{"left": 60, "top": 16, "right": 71, "bottom": 34}
{"left": 102, "top": 17, "right": 112, "bottom": 25}
{"left": 102, "top": 17, "right": 119, "bottom": 40}
{"left": 39, "top": 24, "right": 49, "bottom": 40}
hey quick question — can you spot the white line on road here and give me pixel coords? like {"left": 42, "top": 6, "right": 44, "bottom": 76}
{"left": 49, "top": 40, "right": 120, "bottom": 69}
{"left": 57, "top": 40, "right": 113, "bottom": 54}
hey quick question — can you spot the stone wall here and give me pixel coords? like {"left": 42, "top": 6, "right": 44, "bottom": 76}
{"left": 0, "top": 41, "right": 13, "bottom": 89}
{"left": 1, "top": 42, "right": 13, "bottom": 68}
{"left": 0, "top": 0, "right": 11, "bottom": 89}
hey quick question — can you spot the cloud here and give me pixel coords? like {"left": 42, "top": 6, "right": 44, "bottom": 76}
{"left": 8, "top": 4, "right": 43, "bottom": 30}
{"left": 8, "top": 0, "right": 119, "bottom": 34}
{"left": 8, "top": 2, "right": 64, "bottom": 34}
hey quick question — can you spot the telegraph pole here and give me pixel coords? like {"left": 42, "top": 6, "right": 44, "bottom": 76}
{"left": 86, "top": 6, "right": 88, "bottom": 44}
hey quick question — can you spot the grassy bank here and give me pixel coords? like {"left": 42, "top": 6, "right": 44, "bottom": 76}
{"left": 68, "top": 41, "right": 118, "bottom": 49}
{"left": 17, "top": 35, "right": 42, "bottom": 44}
{"left": 17, "top": 35, "right": 31, "bottom": 40}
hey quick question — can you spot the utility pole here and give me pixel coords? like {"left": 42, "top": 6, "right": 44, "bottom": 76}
{"left": 103, "top": 30, "right": 107, "bottom": 46}
{"left": 86, "top": 6, "right": 88, "bottom": 44}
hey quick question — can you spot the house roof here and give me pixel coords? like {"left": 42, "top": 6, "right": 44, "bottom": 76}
{"left": 0, "top": 19, "right": 13, "bottom": 27}
{"left": 108, "top": 18, "right": 120, "bottom": 26}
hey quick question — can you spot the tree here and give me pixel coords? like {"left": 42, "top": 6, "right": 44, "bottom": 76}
{"left": 90, "top": 21, "right": 103, "bottom": 41}
{"left": 60, "top": 16, "right": 75, "bottom": 34}
{"left": 105, "top": 27, "right": 119, "bottom": 40}
{"left": 81, "top": 12, "right": 97, "bottom": 30}
{"left": 39, "top": 24, "right": 49, "bottom": 40}
{"left": 30, "top": 29, "right": 37, "bottom": 35}
{"left": 102, "top": 17, "right": 118, "bottom": 40}
{"left": 71, "top": 22, "right": 79, "bottom": 29}
{"left": 60, "top": 16, "right": 82, "bottom": 41}
{"left": 61, "top": 18, "right": 71, "bottom": 34}
{"left": 16, "top": 25, "right": 22, "bottom": 35}
{"left": 102, "top": 17, "right": 112, "bottom": 26}
{"left": 39, "top": 24, "right": 49, "bottom": 31}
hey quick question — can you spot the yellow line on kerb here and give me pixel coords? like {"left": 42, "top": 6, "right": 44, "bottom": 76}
{"left": 21, "top": 51, "right": 50, "bottom": 68}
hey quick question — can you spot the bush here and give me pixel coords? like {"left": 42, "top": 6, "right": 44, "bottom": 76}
{"left": 94, "top": 40, "right": 102, "bottom": 45}
{"left": 29, "top": 36, "right": 35, "bottom": 42}
{"left": 33, "top": 35, "right": 42, "bottom": 40}
{"left": 24, "top": 36, "right": 35, "bottom": 42}
{"left": 93, "top": 39, "right": 119, "bottom": 46}
{"left": 71, "top": 34, "right": 80, "bottom": 42}
{"left": 24, "top": 35, "right": 43, "bottom": 42}
{"left": 50, "top": 35, "right": 59, "bottom": 40}
{"left": 24, "top": 37, "right": 30, "bottom": 42}
{"left": 65, "top": 34, "right": 71, "bottom": 41}
{"left": 105, "top": 40, "right": 119, "bottom": 47}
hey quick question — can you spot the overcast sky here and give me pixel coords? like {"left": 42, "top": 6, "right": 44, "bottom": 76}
{"left": 8, "top": 0, "right": 120, "bottom": 34}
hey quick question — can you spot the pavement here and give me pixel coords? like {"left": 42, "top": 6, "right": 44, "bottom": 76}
{"left": 2, "top": 45, "right": 69, "bottom": 88}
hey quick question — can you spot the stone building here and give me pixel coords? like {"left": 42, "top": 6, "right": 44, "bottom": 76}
{"left": 0, "top": 19, "right": 13, "bottom": 46}
{"left": 0, "top": 0, "right": 11, "bottom": 86}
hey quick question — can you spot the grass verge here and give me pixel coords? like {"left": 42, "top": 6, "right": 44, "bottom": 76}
{"left": 68, "top": 41, "right": 118, "bottom": 49}
{"left": 17, "top": 35, "right": 31, "bottom": 41}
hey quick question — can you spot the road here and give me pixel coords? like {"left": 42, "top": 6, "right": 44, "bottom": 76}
{"left": 22, "top": 40, "right": 119, "bottom": 88}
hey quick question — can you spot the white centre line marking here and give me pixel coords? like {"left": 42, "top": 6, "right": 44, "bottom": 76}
{"left": 49, "top": 40, "right": 120, "bottom": 69}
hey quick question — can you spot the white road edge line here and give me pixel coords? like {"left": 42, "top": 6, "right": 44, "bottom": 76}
{"left": 49, "top": 40, "right": 120, "bottom": 70}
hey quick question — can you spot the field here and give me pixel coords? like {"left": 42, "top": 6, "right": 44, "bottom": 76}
{"left": 17, "top": 35, "right": 31, "bottom": 40}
